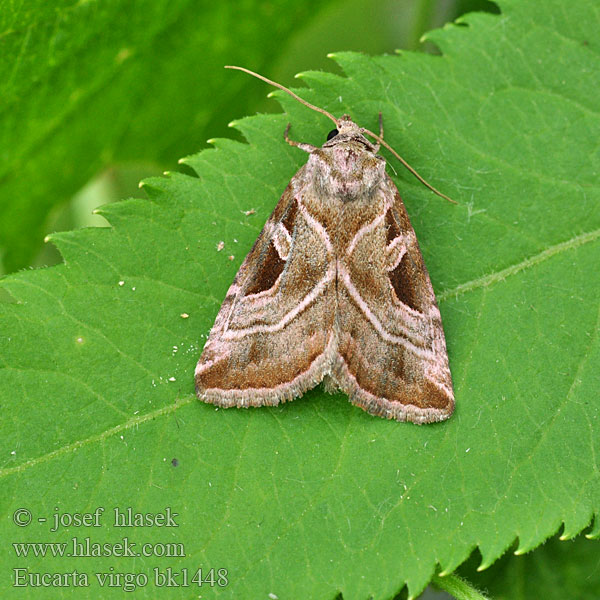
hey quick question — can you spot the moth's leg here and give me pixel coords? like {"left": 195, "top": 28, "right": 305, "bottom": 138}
{"left": 369, "top": 112, "right": 384, "bottom": 153}
{"left": 284, "top": 123, "right": 318, "bottom": 153}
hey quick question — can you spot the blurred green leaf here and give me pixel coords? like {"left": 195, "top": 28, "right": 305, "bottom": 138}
{"left": 458, "top": 534, "right": 600, "bottom": 600}
{"left": 1, "top": 0, "right": 599, "bottom": 598}
{"left": 0, "top": 0, "right": 337, "bottom": 273}
{"left": 0, "top": 0, "right": 498, "bottom": 275}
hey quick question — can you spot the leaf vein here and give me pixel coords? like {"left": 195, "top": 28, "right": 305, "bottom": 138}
{"left": 439, "top": 228, "right": 600, "bottom": 301}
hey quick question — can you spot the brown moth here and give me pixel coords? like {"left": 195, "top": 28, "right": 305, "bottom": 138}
{"left": 195, "top": 66, "right": 454, "bottom": 424}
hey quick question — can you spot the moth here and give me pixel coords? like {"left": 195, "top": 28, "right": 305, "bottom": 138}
{"left": 195, "top": 66, "right": 455, "bottom": 424}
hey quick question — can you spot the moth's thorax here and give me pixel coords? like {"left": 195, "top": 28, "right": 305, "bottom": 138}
{"left": 309, "top": 140, "right": 386, "bottom": 200}
{"left": 301, "top": 168, "right": 393, "bottom": 253}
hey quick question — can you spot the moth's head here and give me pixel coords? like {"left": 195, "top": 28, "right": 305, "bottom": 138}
{"left": 324, "top": 114, "right": 377, "bottom": 151}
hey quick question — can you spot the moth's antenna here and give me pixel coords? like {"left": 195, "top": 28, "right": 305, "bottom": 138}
{"left": 226, "top": 65, "right": 456, "bottom": 204}
{"left": 225, "top": 65, "right": 338, "bottom": 126}
{"left": 363, "top": 127, "right": 457, "bottom": 204}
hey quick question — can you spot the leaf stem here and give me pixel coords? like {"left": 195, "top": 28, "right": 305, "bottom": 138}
{"left": 430, "top": 573, "right": 490, "bottom": 600}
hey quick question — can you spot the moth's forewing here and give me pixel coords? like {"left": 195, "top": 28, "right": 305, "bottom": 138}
{"left": 195, "top": 172, "right": 335, "bottom": 407}
{"left": 332, "top": 177, "right": 454, "bottom": 423}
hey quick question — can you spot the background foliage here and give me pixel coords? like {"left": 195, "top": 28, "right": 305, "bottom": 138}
{"left": 1, "top": 0, "right": 599, "bottom": 598}
{"left": 0, "top": 0, "right": 494, "bottom": 275}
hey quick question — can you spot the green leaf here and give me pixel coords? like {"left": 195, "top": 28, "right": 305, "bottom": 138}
{"left": 458, "top": 534, "right": 600, "bottom": 600}
{"left": 0, "top": 0, "right": 336, "bottom": 273}
{"left": 1, "top": 0, "right": 599, "bottom": 598}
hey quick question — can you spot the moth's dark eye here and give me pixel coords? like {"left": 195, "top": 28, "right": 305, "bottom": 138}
{"left": 326, "top": 128, "right": 339, "bottom": 141}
